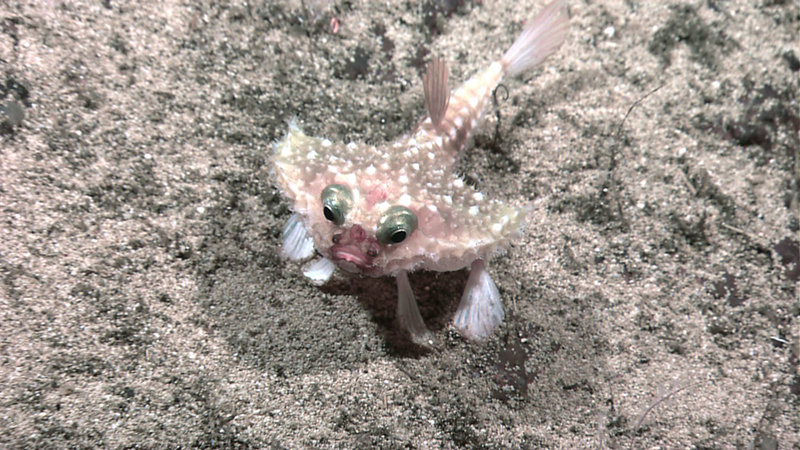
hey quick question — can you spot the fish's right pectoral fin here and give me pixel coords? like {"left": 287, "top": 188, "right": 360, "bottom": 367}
{"left": 281, "top": 213, "right": 315, "bottom": 261}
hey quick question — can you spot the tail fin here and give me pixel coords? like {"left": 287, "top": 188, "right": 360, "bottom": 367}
{"left": 501, "top": 0, "right": 568, "bottom": 77}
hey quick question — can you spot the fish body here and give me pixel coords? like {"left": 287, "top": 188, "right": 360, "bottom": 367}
{"left": 273, "top": 1, "right": 568, "bottom": 342}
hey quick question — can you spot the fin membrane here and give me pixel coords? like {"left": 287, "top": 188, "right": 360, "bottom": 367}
{"left": 397, "top": 271, "right": 432, "bottom": 344}
{"left": 501, "top": 0, "right": 568, "bottom": 77}
{"left": 303, "top": 258, "right": 335, "bottom": 285}
{"left": 281, "top": 213, "right": 315, "bottom": 260}
{"left": 423, "top": 56, "right": 450, "bottom": 126}
{"left": 453, "top": 259, "right": 504, "bottom": 340}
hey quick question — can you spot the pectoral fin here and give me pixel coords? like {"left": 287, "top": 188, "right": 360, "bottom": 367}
{"left": 281, "top": 213, "right": 315, "bottom": 260}
{"left": 302, "top": 257, "right": 335, "bottom": 285}
{"left": 397, "top": 271, "right": 433, "bottom": 345}
{"left": 453, "top": 259, "right": 504, "bottom": 340}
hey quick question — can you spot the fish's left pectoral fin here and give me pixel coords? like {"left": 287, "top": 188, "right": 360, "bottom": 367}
{"left": 397, "top": 271, "right": 434, "bottom": 345}
{"left": 281, "top": 213, "right": 315, "bottom": 261}
{"left": 453, "top": 259, "right": 505, "bottom": 341}
{"left": 302, "top": 257, "right": 335, "bottom": 285}
{"left": 423, "top": 56, "right": 450, "bottom": 127}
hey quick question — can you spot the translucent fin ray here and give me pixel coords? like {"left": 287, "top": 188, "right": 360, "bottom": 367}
{"left": 281, "top": 213, "right": 315, "bottom": 261}
{"left": 397, "top": 271, "right": 433, "bottom": 344}
{"left": 501, "top": 0, "right": 568, "bottom": 77}
{"left": 453, "top": 259, "right": 504, "bottom": 340}
{"left": 303, "top": 258, "right": 335, "bottom": 285}
{"left": 423, "top": 57, "right": 450, "bottom": 126}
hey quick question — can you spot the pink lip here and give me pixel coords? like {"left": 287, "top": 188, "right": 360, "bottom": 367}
{"left": 331, "top": 244, "right": 370, "bottom": 267}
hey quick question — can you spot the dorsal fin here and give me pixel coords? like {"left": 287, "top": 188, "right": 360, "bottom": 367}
{"left": 422, "top": 57, "right": 450, "bottom": 126}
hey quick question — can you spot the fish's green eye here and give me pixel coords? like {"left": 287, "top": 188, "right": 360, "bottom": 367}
{"left": 377, "top": 206, "right": 418, "bottom": 245}
{"left": 321, "top": 184, "right": 353, "bottom": 226}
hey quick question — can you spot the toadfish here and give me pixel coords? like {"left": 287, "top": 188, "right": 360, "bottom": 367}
{"left": 272, "top": 0, "right": 568, "bottom": 343}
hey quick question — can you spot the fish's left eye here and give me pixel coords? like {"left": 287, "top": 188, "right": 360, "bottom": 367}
{"left": 377, "top": 206, "right": 418, "bottom": 245}
{"left": 320, "top": 184, "right": 353, "bottom": 226}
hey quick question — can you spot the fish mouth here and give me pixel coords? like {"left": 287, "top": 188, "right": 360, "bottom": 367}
{"left": 330, "top": 244, "right": 372, "bottom": 271}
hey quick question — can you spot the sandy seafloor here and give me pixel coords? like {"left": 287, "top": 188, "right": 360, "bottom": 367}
{"left": 1, "top": 0, "right": 798, "bottom": 448}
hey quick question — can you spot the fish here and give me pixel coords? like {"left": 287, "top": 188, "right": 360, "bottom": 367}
{"left": 272, "top": 0, "right": 568, "bottom": 343}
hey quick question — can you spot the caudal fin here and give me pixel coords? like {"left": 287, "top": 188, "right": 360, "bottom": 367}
{"left": 501, "top": 0, "right": 568, "bottom": 77}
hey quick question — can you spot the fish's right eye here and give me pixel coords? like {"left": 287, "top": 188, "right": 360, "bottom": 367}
{"left": 320, "top": 184, "right": 353, "bottom": 226}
